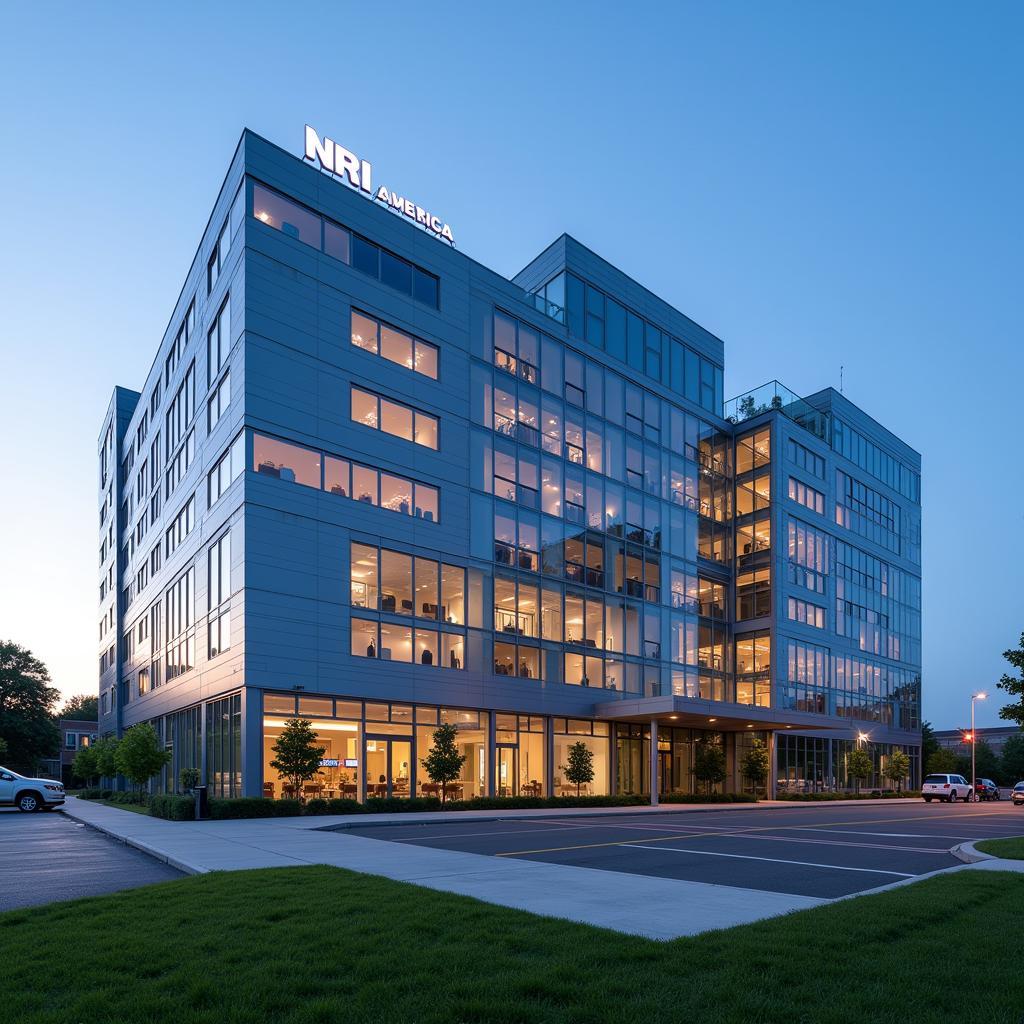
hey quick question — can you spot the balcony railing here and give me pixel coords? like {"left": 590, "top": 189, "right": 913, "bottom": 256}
{"left": 724, "top": 380, "right": 831, "bottom": 442}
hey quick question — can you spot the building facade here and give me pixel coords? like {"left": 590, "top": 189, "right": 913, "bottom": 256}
{"left": 39, "top": 718, "right": 99, "bottom": 784}
{"left": 934, "top": 727, "right": 1019, "bottom": 757}
{"left": 97, "top": 128, "right": 922, "bottom": 801}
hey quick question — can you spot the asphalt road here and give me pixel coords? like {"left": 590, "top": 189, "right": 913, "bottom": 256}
{"left": 0, "top": 808, "right": 184, "bottom": 911}
{"left": 342, "top": 800, "right": 1024, "bottom": 899}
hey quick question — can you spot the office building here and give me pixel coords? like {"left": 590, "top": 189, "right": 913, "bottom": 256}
{"left": 97, "top": 128, "right": 921, "bottom": 800}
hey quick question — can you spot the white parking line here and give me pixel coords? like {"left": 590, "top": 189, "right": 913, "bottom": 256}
{"left": 788, "top": 828, "right": 974, "bottom": 841}
{"left": 692, "top": 832, "right": 951, "bottom": 855}
{"left": 389, "top": 824, "right": 585, "bottom": 842}
{"left": 629, "top": 845, "right": 915, "bottom": 877}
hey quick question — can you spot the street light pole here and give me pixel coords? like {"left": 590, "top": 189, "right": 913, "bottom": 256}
{"left": 971, "top": 692, "right": 987, "bottom": 802}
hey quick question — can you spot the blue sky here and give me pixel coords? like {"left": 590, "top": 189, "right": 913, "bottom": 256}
{"left": 1, "top": 3, "right": 1020, "bottom": 729}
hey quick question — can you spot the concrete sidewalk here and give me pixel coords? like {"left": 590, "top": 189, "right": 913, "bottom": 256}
{"left": 60, "top": 797, "right": 829, "bottom": 938}
{"left": 61, "top": 797, "right": 1020, "bottom": 940}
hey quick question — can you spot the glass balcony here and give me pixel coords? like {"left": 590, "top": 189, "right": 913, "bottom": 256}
{"left": 724, "top": 380, "right": 831, "bottom": 442}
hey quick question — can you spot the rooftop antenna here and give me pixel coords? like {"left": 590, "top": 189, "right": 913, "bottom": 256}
{"left": 840, "top": 365, "right": 844, "bottom": 394}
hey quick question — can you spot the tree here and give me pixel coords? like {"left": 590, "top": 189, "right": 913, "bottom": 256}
{"left": 996, "top": 633, "right": 1024, "bottom": 727}
{"left": 847, "top": 747, "right": 874, "bottom": 794}
{"left": 925, "top": 747, "right": 958, "bottom": 775}
{"left": 420, "top": 722, "right": 466, "bottom": 804}
{"left": 0, "top": 737, "right": 7, "bottom": 761}
{"left": 971, "top": 740, "right": 1000, "bottom": 783}
{"left": 740, "top": 739, "right": 770, "bottom": 794}
{"left": 179, "top": 767, "right": 200, "bottom": 793}
{"left": 115, "top": 723, "right": 171, "bottom": 793}
{"left": 559, "top": 741, "right": 595, "bottom": 797}
{"left": 884, "top": 750, "right": 911, "bottom": 792}
{"left": 999, "top": 733, "right": 1024, "bottom": 784}
{"left": 72, "top": 744, "right": 99, "bottom": 786}
{"left": 0, "top": 641, "right": 60, "bottom": 770}
{"left": 920, "top": 721, "right": 940, "bottom": 769}
{"left": 93, "top": 736, "right": 120, "bottom": 782}
{"left": 694, "top": 738, "right": 727, "bottom": 795}
{"left": 58, "top": 694, "right": 99, "bottom": 721}
{"left": 269, "top": 718, "right": 325, "bottom": 801}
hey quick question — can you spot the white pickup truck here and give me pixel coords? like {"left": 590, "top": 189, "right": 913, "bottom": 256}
{"left": 0, "top": 765, "right": 65, "bottom": 812}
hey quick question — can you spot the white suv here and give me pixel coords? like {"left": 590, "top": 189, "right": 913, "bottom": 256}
{"left": 922, "top": 773, "right": 973, "bottom": 803}
{"left": 0, "top": 766, "right": 66, "bottom": 812}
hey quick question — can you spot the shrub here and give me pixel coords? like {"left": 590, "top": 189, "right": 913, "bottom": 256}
{"left": 325, "top": 798, "right": 364, "bottom": 815}
{"left": 150, "top": 795, "right": 195, "bottom": 820}
{"left": 110, "top": 790, "right": 149, "bottom": 806}
{"left": 776, "top": 790, "right": 922, "bottom": 801}
{"left": 77, "top": 787, "right": 103, "bottom": 800}
{"left": 304, "top": 798, "right": 330, "bottom": 815}
{"left": 364, "top": 796, "right": 442, "bottom": 813}
{"left": 660, "top": 792, "right": 757, "bottom": 804}
{"left": 207, "top": 797, "right": 303, "bottom": 820}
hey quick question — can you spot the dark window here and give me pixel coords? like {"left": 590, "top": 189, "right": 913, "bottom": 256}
{"left": 414, "top": 268, "right": 438, "bottom": 307}
{"left": 380, "top": 250, "right": 413, "bottom": 294}
{"left": 605, "top": 299, "right": 626, "bottom": 361}
{"left": 566, "top": 274, "right": 584, "bottom": 338}
{"left": 352, "top": 234, "right": 379, "bottom": 277}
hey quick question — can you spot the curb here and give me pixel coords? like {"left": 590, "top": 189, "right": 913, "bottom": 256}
{"left": 316, "top": 798, "right": 921, "bottom": 830}
{"left": 59, "top": 806, "right": 206, "bottom": 876}
{"left": 951, "top": 841, "right": 996, "bottom": 865}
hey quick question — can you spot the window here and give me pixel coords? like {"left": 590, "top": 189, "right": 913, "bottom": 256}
{"left": 350, "top": 619, "right": 465, "bottom": 669}
{"left": 164, "top": 429, "right": 194, "bottom": 499}
{"left": 350, "top": 544, "right": 467, "bottom": 626}
{"left": 788, "top": 596, "right": 826, "bottom": 629}
{"left": 736, "top": 428, "right": 771, "bottom": 474}
{"left": 165, "top": 495, "right": 195, "bottom": 557}
{"left": 736, "top": 568, "right": 771, "bottom": 620}
{"left": 350, "top": 310, "right": 438, "bottom": 379}
{"left": 252, "top": 182, "right": 439, "bottom": 308}
{"left": 207, "top": 216, "right": 231, "bottom": 293}
{"left": 165, "top": 568, "right": 195, "bottom": 680}
{"left": 165, "top": 362, "right": 195, "bottom": 458}
{"left": 252, "top": 183, "right": 321, "bottom": 246}
{"left": 208, "top": 532, "right": 231, "bottom": 659}
{"left": 253, "top": 433, "right": 321, "bottom": 487}
{"left": 165, "top": 301, "right": 195, "bottom": 385}
{"left": 208, "top": 371, "right": 231, "bottom": 431}
{"left": 350, "top": 386, "right": 439, "bottom": 449}
{"left": 207, "top": 297, "right": 230, "bottom": 385}
{"left": 208, "top": 433, "right": 245, "bottom": 506}
{"left": 788, "top": 477, "right": 825, "bottom": 515}
{"left": 788, "top": 439, "right": 825, "bottom": 479}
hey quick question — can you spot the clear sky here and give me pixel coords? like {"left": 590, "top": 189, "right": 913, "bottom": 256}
{"left": 1, "top": 3, "right": 1021, "bottom": 728}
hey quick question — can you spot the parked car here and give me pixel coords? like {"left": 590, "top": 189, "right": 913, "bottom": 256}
{"left": 1012, "top": 782, "right": 1024, "bottom": 807}
{"left": 974, "top": 778, "right": 1001, "bottom": 801}
{"left": 0, "top": 766, "right": 66, "bottom": 812}
{"left": 922, "top": 773, "right": 973, "bottom": 803}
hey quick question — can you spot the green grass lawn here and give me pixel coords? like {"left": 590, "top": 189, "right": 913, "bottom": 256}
{"left": 976, "top": 836, "right": 1024, "bottom": 860}
{"left": 2, "top": 867, "right": 1023, "bottom": 1024}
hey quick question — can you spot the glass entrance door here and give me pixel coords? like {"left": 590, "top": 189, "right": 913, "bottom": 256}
{"left": 659, "top": 750, "right": 673, "bottom": 794}
{"left": 495, "top": 746, "right": 517, "bottom": 797}
{"left": 365, "top": 737, "right": 412, "bottom": 798}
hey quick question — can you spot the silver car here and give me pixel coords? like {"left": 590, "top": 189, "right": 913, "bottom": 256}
{"left": 0, "top": 766, "right": 66, "bottom": 812}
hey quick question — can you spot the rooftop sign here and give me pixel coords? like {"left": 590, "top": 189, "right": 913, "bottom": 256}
{"left": 303, "top": 125, "right": 455, "bottom": 245}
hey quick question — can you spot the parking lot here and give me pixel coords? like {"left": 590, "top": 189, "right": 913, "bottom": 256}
{"left": 342, "top": 800, "right": 1024, "bottom": 899}
{"left": 0, "top": 809, "right": 183, "bottom": 911}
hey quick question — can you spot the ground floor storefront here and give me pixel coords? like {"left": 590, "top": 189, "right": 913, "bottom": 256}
{"left": 143, "top": 688, "right": 920, "bottom": 801}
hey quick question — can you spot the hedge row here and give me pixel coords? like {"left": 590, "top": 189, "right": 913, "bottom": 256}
{"left": 206, "top": 793, "right": 649, "bottom": 819}
{"left": 149, "top": 795, "right": 196, "bottom": 820}
{"left": 80, "top": 789, "right": 762, "bottom": 821}
{"left": 776, "top": 790, "right": 922, "bottom": 801}
{"left": 660, "top": 792, "right": 758, "bottom": 804}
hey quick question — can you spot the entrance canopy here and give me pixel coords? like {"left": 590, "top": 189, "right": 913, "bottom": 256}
{"left": 592, "top": 695, "right": 844, "bottom": 733}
